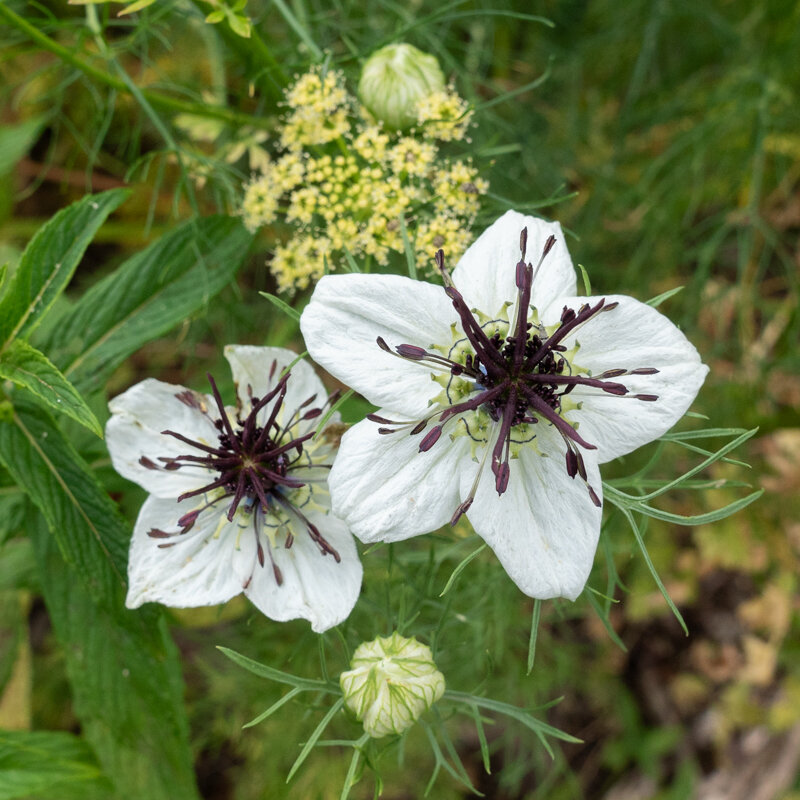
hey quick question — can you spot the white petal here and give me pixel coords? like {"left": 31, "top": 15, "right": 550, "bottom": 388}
{"left": 106, "top": 379, "right": 220, "bottom": 497}
{"left": 542, "top": 295, "right": 709, "bottom": 462}
{"left": 451, "top": 210, "right": 577, "bottom": 317}
{"left": 301, "top": 274, "right": 457, "bottom": 416}
{"left": 224, "top": 345, "right": 328, "bottom": 434}
{"left": 245, "top": 510, "right": 362, "bottom": 632}
{"left": 329, "top": 415, "right": 470, "bottom": 543}
{"left": 464, "top": 424, "right": 603, "bottom": 600}
{"left": 126, "top": 495, "right": 255, "bottom": 609}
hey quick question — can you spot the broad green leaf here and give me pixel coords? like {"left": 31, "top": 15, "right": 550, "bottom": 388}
{"left": 0, "top": 340, "right": 102, "bottom": 436}
{"left": 0, "top": 190, "right": 128, "bottom": 349}
{"left": 0, "top": 398, "right": 127, "bottom": 601}
{"left": 0, "top": 490, "right": 25, "bottom": 546}
{"left": 0, "top": 730, "right": 111, "bottom": 800}
{"left": 0, "top": 399, "right": 200, "bottom": 799}
{"left": 0, "top": 538, "right": 37, "bottom": 592}
{"left": 0, "top": 117, "right": 45, "bottom": 176}
{"left": 31, "top": 520, "right": 200, "bottom": 800}
{"left": 48, "top": 216, "right": 251, "bottom": 392}
{"left": 0, "top": 586, "right": 24, "bottom": 703}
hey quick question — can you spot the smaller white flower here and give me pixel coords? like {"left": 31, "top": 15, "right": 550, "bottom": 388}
{"left": 340, "top": 632, "right": 445, "bottom": 738}
{"left": 105, "top": 346, "right": 362, "bottom": 633}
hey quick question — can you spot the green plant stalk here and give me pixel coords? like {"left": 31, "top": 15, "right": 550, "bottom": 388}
{"left": 0, "top": 2, "right": 273, "bottom": 129}
{"left": 186, "top": 0, "right": 289, "bottom": 90}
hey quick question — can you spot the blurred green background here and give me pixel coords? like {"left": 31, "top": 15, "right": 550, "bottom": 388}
{"left": 1, "top": 0, "right": 798, "bottom": 797}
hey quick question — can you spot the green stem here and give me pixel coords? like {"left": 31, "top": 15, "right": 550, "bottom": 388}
{"left": 0, "top": 2, "right": 274, "bottom": 129}
{"left": 269, "top": 0, "right": 324, "bottom": 61}
{"left": 187, "top": 0, "right": 288, "bottom": 92}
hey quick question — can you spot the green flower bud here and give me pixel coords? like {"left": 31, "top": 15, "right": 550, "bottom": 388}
{"left": 358, "top": 44, "right": 445, "bottom": 130}
{"left": 340, "top": 632, "right": 446, "bottom": 738}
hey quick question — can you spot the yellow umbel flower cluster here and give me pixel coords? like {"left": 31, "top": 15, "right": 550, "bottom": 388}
{"left": 416, "top": 86, "right": 473, "bottom": 142}
{"left": 242, "top": 67, "right": 488, "bottom": 294}
{"left": 281, "top": 68, "right": 351, "bottom": 149}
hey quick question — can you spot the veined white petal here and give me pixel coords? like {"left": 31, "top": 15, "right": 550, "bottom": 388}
{"left": 464, "top": 425, "right": 603, "bottom": 600}
{"left": 543, "top": 294, "right": 709, "bottom": 462}
{"left": 126, "top": 495, "right": 256, "bottom": 609}
{"left": 301, "top": 274, "right": 457, "bottom": 417}
{"left": 245, "top": 510, "right": 362, "bottom": 632}
{"left": 452, "top": 210, "right": 577, "bottom": 317}
{"left": 329, "top": 415, "right": 470, "bottom": 543}
{"left": 224, "top": 345, "right": 329, "bottom": 434}
{"left": 106, "top": 378, "right": 219, "bottom": 497}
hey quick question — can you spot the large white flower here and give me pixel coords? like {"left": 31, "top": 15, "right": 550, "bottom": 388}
{"left": 105, "top": 345, "right": 362, "bottom": 632}
{"left": 300, "top": 211, "right": 709, "bottom": 600}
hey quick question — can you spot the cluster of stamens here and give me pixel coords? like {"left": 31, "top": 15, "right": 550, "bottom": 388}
{"left": 139, "top": 362, "right": 340, "bottom": 586}
{"left": 370, "top": 229, "right": 661, "bottom": 524}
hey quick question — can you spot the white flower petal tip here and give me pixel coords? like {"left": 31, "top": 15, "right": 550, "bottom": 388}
{"left": 451, "top": 210, "right": 578, "bottom": 316}
{"left": 300, "top": 211, "right": 709, "bottom": 600}
{"left": 245, "top": 510, "right": 363, "bottom": 633}
{"left": 464, "top": 428, "right": 604, "bottom": 601}
{"left": 340, "top": 632, "right": 445, "bottom": 738}
{"left": 107, "top": 345, "right": 361, "bottom": 630}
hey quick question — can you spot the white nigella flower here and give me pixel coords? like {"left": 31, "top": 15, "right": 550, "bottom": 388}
{"left": 300, "top": 211, "right": 709, "bottom": 600}
{"left": 105, "top": 345, "right": 362, "bottom": 632}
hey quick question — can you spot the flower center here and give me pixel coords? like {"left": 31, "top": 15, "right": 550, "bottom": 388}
{"left": 139, "top": 367, "right": 340, "bottom": 584}
{"left": 371, "top": 229, "right": 661, "bottom": 523}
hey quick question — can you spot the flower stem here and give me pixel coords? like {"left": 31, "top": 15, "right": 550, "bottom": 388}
{"left": 0, "top": 3, "right": 274, "bottom": 129}
{"left": 186, "top": 0, "right": 289, "bottom": 93}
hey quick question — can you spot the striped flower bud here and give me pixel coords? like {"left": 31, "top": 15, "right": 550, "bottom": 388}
{"left": 340, "top": 632, "right": 445, "bottom": 737}
{"left": 358, "top": 44, "right": 445, "bottom": 130}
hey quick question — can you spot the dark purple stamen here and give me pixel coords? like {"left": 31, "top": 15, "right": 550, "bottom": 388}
{"left": 142, "top": 363, "right": 340, "bottom": 583}
{"left": 375, "top": 232, "right": 662, "bottom": 515}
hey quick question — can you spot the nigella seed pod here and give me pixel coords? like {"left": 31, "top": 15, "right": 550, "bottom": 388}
{"left": 340, "top": 632, "right": 446, "bottom": 738}
{"left": 358, "top": 43, "right": 445, "bottom": 130}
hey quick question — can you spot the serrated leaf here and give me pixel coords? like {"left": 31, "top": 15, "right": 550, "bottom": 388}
{"left": 0, "top": 340, "right": 102, "bottom": 436}
{"left": 0, "top": 399, "right": 200, "bottom": 800}
{"left": 31, "top": 519, "right": 200, "bottom": 800}
{"left": 0, "top": 399, "right": 127, "bottom": 600}
{"left": 0, "top": 117, "right": 46, "bottom": 176}
{"left": 48, "top": 216, "right": 251, "bottom": 392}
{"left": 0, "top": 190, "right": 128, "bottom": 349}
{"left": 0, "top": 730, "right": 111, "bottom": 800}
